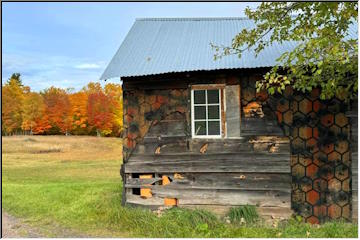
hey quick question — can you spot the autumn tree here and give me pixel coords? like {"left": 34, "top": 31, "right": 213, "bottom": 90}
{"left": 2, "top": 73, "right": 26, "bottom": 135}
{"left": 41, "top": 87, "right": 71, "bottom": 135}
{"left": 82, "top": 82, "right": 103, "bottom": 94}
{"left": 87, "top": 86, "right": 113, "bottom": 136}
{"left": 21, "top": 92, "right": 45, "bottom": 134}
{"left": 68, "top": 91, "right": 89, "bottom": 134}
{"left": 214, "top": 2, "right": 357, "bottom": 100}
{"left": 2, "top": 76, "right": 124, "bottom": 137}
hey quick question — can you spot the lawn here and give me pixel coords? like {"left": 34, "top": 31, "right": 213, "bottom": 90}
{"left": 2, "top": 136, "right": 358, "bottom": 237}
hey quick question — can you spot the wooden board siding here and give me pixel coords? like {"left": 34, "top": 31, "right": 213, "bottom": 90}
{"left": 225, "top": 85, "right": 241, "bottom": 138}
{"left": 122, "top": 70, "right": 292, "bottom": 218}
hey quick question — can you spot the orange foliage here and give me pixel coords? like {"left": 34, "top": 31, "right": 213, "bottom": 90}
{"left": 41, "top": 87, "right": 72, "bottom": 134}
{"left": 69, "top": 92, "right": 88, "bottom": 133}
{"left": 2, "top": 75, "right": 123, "bottom": 136}
{"left": 88, "top": 91, "right": 113, "bottom": 136}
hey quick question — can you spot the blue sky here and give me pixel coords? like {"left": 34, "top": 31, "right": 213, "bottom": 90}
{"left": 2, "top": 2, "right": 259, "bottom": 91}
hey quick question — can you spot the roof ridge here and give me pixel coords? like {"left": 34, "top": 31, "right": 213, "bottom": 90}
{"left": 136, "top": 17, "right": 250, "bottom": 21}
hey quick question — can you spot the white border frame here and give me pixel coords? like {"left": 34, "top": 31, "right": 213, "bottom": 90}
{"left": 191, "top": 88, "right": 222, "bottom": 139}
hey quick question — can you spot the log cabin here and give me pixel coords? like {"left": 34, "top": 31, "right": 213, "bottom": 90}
{"left": 101, "top": 17, "right": 358, "bottom": 223}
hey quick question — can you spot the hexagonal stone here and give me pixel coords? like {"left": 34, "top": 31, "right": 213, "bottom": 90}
{"left": 341, "top": 125, "right": 350, "bottom": 136}
{"left": 306, "top": 138, "right": 318, "bottom": 153}
{"left": 306, "top": 190, "right": 320, "bottom": 205}
{"left": 336, "top": 191, "right": 349, "bottom": 207}
{"left": 329, "top": 124, "right": 341, "bottom": 135}
{"left": 341, "top": 152, "right": 350, "bottom": 167}
{"left": 328, "top": 178, "right": 342, "bottom": 192}
{"left": 319, "top": 164, "right": 334, "bottom": 180}
{"left": 306, "top": 164, "right": 319, "bottom": 179}
{"left": 314, "top": 205, "right": 327, "bottom": 217}
{"left": 291, "top": 155, "right": 299, "bottom": 166}
{"left": 292, "top": 101, "right": 299, "bottom": 112}
{"left": 298, "top": 156, "right": 312, "bottom": 166}
{"left": 300, "top": 177, "right": 313, "bottom": 192}
{"left": 299, "top": 98, "right": 312, "bottom": 114}
{"left": 307, "top": 216, "right": 319, "bottom": 224}
{"left": 328, "top": 151, "right": 341, "bottom": 163}
{"left": 292, "top": 137, "right": 305, "bottom": 152}
{"left": 313, "top": 100, "right": 321, "bottom": 112}
{"left": 294, "top": 94, "right": 305, "bottom": 102}
{"left": 292, "top": 189, "right": 306, "bottom": 203}
{"left": 256, "top": 90, "right": 268, "bottom": 101}
{"left": 276, "top": 111, "right": 283, "bottom": 124}
{"left": 342, "top": 178, "right": 350, "bottom": 192}
{"left": 307, "top": 112, "right": 319, "bottom": 127}
{"left": 292, "top": 164, "right": 306, "bottom": 179}
{"left": 300, "top": 202, "right": 313, "bottom": 218}
{"left": 277, "top": 99, "right": 290, "bottom": 113}
{"left": 310, "top": 88, "right": 320, "bottom": 99}
{"left": 313, "top": 151, "right": 327, "bottom": 167}
{"left": 321, "top": 144, "right": 334, "bottom": 155}
{"left": 335, "top": 113, "right": 348, "bottom": 127}
{"left": 335, "top": 164, "right": 349, "bottom": 181}
{"left": 313, "top": 205, "right": 327, "bottom": 218}
{"left": 283, "top": 110, "right": 293, "bottom": 126}
{"left": 299, "top": 126, "right": 312, "bottom": 140}
{"left": 342, "top": 204, "right": 351, "bottom": 219}
{"left": 327, "top": 99, "right": 341, "bottom": 113}
{"left": 321, "top": 114, "right": 334, "bottom": 127}
{"left": 313, "top": 178, "right": 327, "bottom": 192}
{"left": 335, "top": 141, "right": 349, "bottom": 154}
{"left": 313, "top": 127, "right": 319, "bottom": 139}
{"left": 328, "top": 204, "right": 341, "bottom": 219}
{"left": 284, "top": 86, "right": 293, "bottom": 98}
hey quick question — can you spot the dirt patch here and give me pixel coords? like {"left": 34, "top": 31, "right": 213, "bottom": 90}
{"left": 1, "top": 210, "right": 88, "bottom": 238}
{"left": 2, "top": 210, "right": 42, "bottom": 238}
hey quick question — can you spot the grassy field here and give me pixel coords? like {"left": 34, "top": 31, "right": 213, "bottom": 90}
{"left": 2, "top": 136, "right": 358, "bottom": 237}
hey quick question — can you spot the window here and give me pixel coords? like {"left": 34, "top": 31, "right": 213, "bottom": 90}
{"left": 191, "top": 88, "right": 222, "bottom": 138}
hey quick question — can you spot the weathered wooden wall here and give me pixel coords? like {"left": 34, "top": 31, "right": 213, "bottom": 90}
{"left": 121, "top": 69, "right": 356, "bottom": 223}
{"left": 121, "top": 70, "right": 292, "bottom": 219}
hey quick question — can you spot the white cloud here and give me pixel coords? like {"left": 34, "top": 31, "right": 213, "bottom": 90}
{"left": 74, "top": 63, "right": 101, "bottom": 69}
{"left": 2, "top": 52, "right": 108, "bottom": 91}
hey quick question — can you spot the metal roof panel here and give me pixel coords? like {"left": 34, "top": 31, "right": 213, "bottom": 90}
{"left": 100, "top": 17, "right": 358, "bottom": 79}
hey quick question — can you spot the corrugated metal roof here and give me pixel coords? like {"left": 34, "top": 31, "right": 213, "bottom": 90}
{"left": 100, "top": 17, "right": 358, "bottom": 79}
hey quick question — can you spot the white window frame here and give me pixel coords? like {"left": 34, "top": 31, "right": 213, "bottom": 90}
{"left": 191, "top": 88, "right": 222, "bottom": 138}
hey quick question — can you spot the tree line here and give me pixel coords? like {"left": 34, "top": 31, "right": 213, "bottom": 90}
{"left": 2, "top": 73, "right": 123, "bottom": 137}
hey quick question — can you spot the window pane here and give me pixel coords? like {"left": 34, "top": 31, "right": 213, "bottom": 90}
{"left": 208, "top": 105, "right": 220, "bottom": 119}
{"left": 194, "top": 90, "right": 205, "bottom": 104}
{"left": 195, "top": 121, "right": 207, "bottom": 135}
{"left": 194, "top": 106, "right": 206, "bottom": 120}
{"left": 208, "top": 121, "right": 220, "bottom": 135}
{"left": 207, "top": 90, "right": 219, "bottom": 104}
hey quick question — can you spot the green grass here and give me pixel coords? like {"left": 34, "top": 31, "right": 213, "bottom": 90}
{"left": 2, "top": 136, "right": 358, "bottom": 237}
{"left": 228, "top": 205, "right": 259, "bottom": 224}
